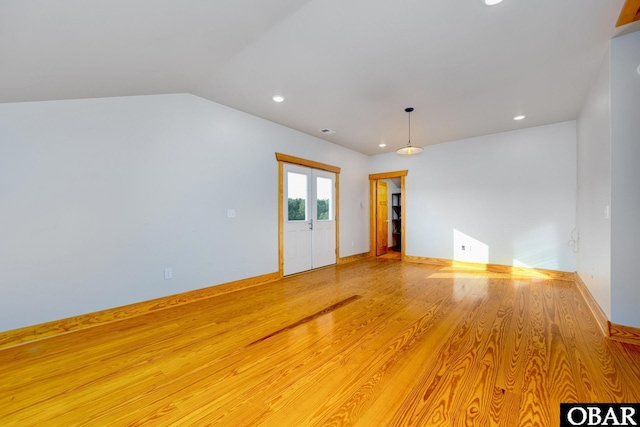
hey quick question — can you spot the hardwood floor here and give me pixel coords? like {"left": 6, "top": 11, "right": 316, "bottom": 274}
{"left": 1, "top": 259, "right": 639, "bottom": 426}
{"left": 378, "top": 251, "right": 402, "bottom": 260}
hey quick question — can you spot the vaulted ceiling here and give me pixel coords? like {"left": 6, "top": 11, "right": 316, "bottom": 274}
{"left": 1, "top": 0, "right": 638, "bottom": 155}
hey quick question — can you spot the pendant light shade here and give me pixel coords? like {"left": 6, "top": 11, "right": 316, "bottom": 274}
{"left": 396, "top": 145, "right": 423, "bottom": 155}
{"left": 396, "top": 107, "right": 423, "bottom": 155}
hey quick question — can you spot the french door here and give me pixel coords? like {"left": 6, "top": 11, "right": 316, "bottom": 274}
{"left": 283, "top": 163, "right": 336, "bottom": 275}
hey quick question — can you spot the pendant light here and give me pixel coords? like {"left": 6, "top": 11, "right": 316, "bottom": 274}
{"left": 396, "top": 107, "right": 423, "bottom": 155}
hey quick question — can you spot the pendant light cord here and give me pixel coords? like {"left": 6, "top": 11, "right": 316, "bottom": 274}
{"left": 408, "top": 110, "right": 411, "bottom": 147}
{"left": 396, "top": 107, "right": 421, "bottom": 155}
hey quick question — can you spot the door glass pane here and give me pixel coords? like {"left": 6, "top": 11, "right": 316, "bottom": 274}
{"left": 287, "top": 172, "right": 307, "bottom": 221}
{"left": 316, "top": 176, "right": 332, "bottom": 221}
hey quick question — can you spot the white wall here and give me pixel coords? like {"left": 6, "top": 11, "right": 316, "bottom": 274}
{"left": 0, "top": 94, "right": 370, "bottom": 332}
{"left": 370, "top": 122, "right": 577, "bottom": 272}
{"left": 576, "top": 49, "right": 612, "bottom": 319}
{"left": 610, "top": 31, "right": 640, "bottom": 328}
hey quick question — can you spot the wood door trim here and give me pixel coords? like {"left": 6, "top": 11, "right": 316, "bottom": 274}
{"left": 276, "top": 153, "right": 341, "bottom": 174}
{"left": 335, "top": 174, "right": 340, "bottom": 262}
{"left": 277, "top": 153, "right": 340, "bottom": 277}
{"left": 369, "top": 170, "right": 408, "bottom": 180}
{"left": 617, "top": 0, "right": 640, "bottom": 27}
{"left": 369, "top": 171, "right": 407, "bottom": 259}
{"left": 278, "top": 161, "right": 285, "bottom": 276}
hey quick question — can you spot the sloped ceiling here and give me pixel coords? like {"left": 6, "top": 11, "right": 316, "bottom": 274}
{"left": 0, "top": 0, "right": 311, "bottom": 101}
{"left": 1, "top": 0, "right": 637, "bottom": 155}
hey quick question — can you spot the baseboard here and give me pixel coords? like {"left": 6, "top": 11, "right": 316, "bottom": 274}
{"left": 338, "top": 252, "right": 371, "bottom": 264}
{"left": 573, "top": 273, "right": 610, "bottom": 338}
{"left": 403, "top": 255, "right": 575, "bottom": 281}
{"left": 0, "top": 271, "right": 281, "bottom": 350}
{"left": 609, "top": 323, "right": 640, "bottom": 346}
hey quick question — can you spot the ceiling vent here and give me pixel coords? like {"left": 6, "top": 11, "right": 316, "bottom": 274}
{"left": 320, "top": 128, "right": 335, "bottom": 135}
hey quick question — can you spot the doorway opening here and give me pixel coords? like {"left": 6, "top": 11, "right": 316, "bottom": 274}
{"left": 369, "top": 171, "right": 407, "bottom": 259}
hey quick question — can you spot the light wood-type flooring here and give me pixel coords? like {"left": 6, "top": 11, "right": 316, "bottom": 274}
{"left": 1, "top": 258, "right": 640, "bottom": 426}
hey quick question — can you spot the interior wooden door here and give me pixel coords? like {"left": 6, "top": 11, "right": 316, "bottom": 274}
{"left": 376, "top": 180, "right": 388, "bottom": 256}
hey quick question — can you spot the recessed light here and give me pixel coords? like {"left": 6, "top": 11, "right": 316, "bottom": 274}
{"left": 483, "top": 0, "right": 504, "bottom": 5}
{"left": 514, "top": 115, "right": 526, "bottom": 121}
{"left": 272, "top": 95, "right": 284, "bottom": 103}
{"left": 379, "top": 143, "right": 386, "bottom": 148}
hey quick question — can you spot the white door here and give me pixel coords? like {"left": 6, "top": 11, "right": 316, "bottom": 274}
{"left": 284, "top": 164, "right": 336, "bottom": 275}
{"left": 312, "top": 169, "right": 337, "bottom": 269}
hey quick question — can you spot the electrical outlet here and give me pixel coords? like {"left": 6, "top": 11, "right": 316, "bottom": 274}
{"left": 227, "top": 209, "right": 236, "bottom": 218}
{"left": 461, "top": 245, "right": 466, "bottom": 251}
{"left": 164, "top": 268, "right": 173, "bottom": 280}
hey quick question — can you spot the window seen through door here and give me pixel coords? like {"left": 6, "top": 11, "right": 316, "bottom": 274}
{"left": 287, "top": 172, "right": 307, "bottom": 221}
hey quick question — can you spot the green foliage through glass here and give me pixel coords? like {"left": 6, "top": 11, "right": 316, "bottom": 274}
{"left": 317, "top": 199, "right": 330, "bottom": 220}
{"left": 288, "top": 198, "right": 306, "bottom": 220}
